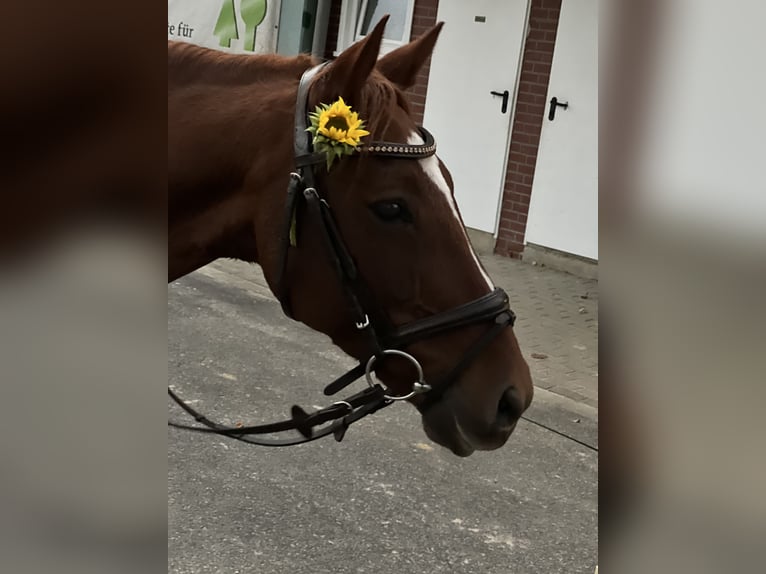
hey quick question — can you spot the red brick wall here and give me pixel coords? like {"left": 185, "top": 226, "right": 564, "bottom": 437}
{"left": 494, "top": 0, "right": 562, "bottom": 259}
{"left": 404, "top": 0, "right": 439, "bottom": 125}
{"left": 324, "top": 0, "right": 342, "bottom": 60}
{"left": 324, "top": 0, "right": 559, "bottom": 262}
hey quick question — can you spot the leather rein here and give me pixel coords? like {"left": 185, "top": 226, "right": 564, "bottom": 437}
{"left": 168, "top": 63, "right": 516, "bottom": 447}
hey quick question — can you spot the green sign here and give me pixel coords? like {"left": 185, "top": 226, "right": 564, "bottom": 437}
{"left": 214, "top": 0, "right": 267, "bottom": 51}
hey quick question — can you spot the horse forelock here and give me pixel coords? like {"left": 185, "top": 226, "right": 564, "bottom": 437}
{"left": 359, "top": 72, "right": 413, "bottom": 140}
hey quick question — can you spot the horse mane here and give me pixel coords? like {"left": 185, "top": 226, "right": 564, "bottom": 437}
{"left": 168, "top": 40, "right": 411, "bottom": 136}
{"left": 168, "top": 40, "right": 316, "bottom": 87}
{"left": 167, "top": 40, "right": 415, "bottom": 212}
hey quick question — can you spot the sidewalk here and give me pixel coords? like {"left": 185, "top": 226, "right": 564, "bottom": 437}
{"left": 480, "top": 254, "right": 598, "bottom": 409}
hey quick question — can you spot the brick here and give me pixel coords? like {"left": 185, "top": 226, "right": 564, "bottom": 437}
{"left": 522, "top": 59, "right": 536, "bottom": 73}
{"left": 491, "top": 0, "right": 563, "bottom": 253}
{"left": 524, "top": 51, "right": 550, "bottom": 63}
{"left": 518, "top": 84, "right": 547, "bottom": 97}
{"left": 514, "top": 103, "right": 532, "bottom": 115}
{"left": 529, "top": 40, "right": 555, "bottom": 53}
{"left": 511, "top": 186, "right": 532, "bottom": 197}
{"left": 518, "top": 132, "right": 540, "bottom": 146}
{"left": 537, "top": 18, "right": 560, "bottom": 32}
{"left": 509, "top": 151, "right": 526, "bottom": 164}
{"left": 516, "top": 163, "right": 535, "bottom": 177}
{"left": 516, "top": 112, "right": 543, "bottom": 126}
{"left": 511, "top": 192, "right": 531, "bottom": 204}
{"left": 512, "top": 201, "right": 530, "bottom": 213}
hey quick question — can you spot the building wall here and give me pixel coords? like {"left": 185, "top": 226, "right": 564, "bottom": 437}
{"left": 324, "top": 0, "right": 564, "bottom": 261}
{"left": 324, "top": 0, "right": 342, "bottom": 59}
{"left": 402, "top": 0, "right": 438, "bottom": 126}
{"left": 495, "top": 0, "right": 562, "bottom": 258}
{"left": 323, "top": 0, "right": 436, "bottom": 124}
{"left": 403, "top": 0, "right": 564, "bottom": 260}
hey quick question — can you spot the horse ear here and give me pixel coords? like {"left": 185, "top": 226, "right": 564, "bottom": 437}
{"left": 376, "top": 22, "right": 444, "bottom": 89}
{"left": 312, "top": 15, "right": 390, "bottom": 107}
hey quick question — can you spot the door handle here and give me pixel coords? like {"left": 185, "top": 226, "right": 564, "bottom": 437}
{"left": 548, "top": 96, "right": 569, "bottom": 121}
{"left": 490, "top": 90, "right": 509, "bottom": 114}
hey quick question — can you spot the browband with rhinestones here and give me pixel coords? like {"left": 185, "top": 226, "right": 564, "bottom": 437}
{"left": 359, "top": 126, "right": 436, "bottom": 159}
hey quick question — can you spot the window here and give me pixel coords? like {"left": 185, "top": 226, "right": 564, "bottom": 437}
{"left": 336, "top": 0, "right": 415, "bottom": 56}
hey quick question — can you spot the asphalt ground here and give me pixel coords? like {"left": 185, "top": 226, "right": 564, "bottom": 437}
{"left": 168, "top": 264, "right": 598, "bottom": 574}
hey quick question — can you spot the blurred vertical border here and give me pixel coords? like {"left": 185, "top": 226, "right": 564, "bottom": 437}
{"left": 2, "top": 0, "right": 765, "bottom": 572}
{"left": 0, "top": 1, "right": 167, "bottom": 573}
{"left": 601, "top": 0, "right": 766, "bottom": 572}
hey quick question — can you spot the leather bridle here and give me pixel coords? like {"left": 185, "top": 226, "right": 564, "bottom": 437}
{"left": 168, "top": 63, "right": 516, "bottom": 447}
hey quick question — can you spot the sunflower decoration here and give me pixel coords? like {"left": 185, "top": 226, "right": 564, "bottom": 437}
{"left": 307, "top": 97, "right": 370, "bottom": 170}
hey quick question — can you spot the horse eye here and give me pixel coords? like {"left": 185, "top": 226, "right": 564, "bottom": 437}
{"left": 370, "top": 200, "right": 411, "bottom": 223}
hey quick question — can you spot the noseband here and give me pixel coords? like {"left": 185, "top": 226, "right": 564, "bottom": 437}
{"left": 168, "top": 63, "right": 516, "bottom": 446}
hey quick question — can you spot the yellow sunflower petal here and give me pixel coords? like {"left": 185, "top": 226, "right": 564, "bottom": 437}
{"left": 307, "top": 96, "right": 370, "bottom": 166}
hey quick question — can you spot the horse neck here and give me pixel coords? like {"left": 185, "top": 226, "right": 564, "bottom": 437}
{"left": 168, "top": 43, "right": 314, "bottom": 282}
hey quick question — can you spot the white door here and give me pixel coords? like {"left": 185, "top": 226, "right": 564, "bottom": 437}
{"left": 424, "top": 0, "right": 529, "bottom": 233}
{"left": 525, "top": 0, "right": 598, "bottom": 260}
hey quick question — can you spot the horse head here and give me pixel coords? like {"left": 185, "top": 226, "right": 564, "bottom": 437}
{"left": 269, "top": 18, "right": 533, "bottom": 456}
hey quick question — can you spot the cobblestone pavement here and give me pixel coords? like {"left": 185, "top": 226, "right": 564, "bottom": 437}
{"left": 481, "top": 255, "right": 598, "bottom": 408}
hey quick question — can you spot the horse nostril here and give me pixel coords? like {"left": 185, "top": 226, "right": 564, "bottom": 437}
{"left": 497, "top": 387, "right": 522, "bottom": 427}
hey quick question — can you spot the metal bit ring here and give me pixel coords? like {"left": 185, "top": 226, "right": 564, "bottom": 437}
{"left": 365, "top": 349, "right": 431, "bottom": 401}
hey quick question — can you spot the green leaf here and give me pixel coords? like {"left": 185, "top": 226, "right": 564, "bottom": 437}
{"left": 214, "top": 0, "right": 239, "bottom": 48}
{"left": 240, "top": 0, "right": 267, "bottom": 52}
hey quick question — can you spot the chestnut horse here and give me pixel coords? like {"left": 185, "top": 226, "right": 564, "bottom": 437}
{"left": 168, "top": 18, "right": 533, "bottom": 456}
